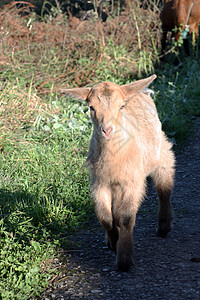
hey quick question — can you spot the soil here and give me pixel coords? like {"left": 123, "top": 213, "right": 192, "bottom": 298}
{"left": 44, "top": 118, "right": 200, "bottom": 300}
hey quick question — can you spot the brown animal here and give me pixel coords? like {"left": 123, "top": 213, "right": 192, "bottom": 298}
{"left": 61, "top": 75, "right": 175, "bottom": 272}
{"left": 160, "top": 0, "right": 200, "bottom": 55}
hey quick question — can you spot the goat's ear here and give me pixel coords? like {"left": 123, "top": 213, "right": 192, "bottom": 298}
{"left": 120, "top": 75, "right": 157, "bottom": 97}
{"left": 58, "top": 87, "right": 91, "bottom": 101}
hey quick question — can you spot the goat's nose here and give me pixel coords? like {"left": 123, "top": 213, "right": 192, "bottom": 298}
{"left": 102, "top": 126, "right": 113, "bottom": 138}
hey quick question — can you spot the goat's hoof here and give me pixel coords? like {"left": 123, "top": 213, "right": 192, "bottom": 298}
{"left": 117, "top": 256, "right": 134, "bottom": 272}
{"left": 157, "top": 228, "right": 170, "bottom": 238}
{"left": 157, "top": 222, "right": 171, "bottom": 238}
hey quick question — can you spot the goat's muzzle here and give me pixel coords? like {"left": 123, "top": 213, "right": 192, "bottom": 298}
{"left": 101, "top": 126, "right": 113, "bottom": 140}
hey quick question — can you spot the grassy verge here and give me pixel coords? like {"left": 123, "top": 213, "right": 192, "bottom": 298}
{"left": 154, "top": 59, "right": 200, "bottom": 144}
{"left": 0, "top": 1, "right": 200, "bottom": 299}
{"left": 0, "top": 85, "right": 93, "bottom": 298}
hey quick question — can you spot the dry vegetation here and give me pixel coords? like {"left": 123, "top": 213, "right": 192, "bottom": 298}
{"left": 0, "top": 1, "right": 161, "bottom": 86}
{"left": 0, "top": 1, "right": 163, "bottom": 145}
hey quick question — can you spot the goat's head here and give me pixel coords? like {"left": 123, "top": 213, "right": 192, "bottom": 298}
{"left": 59, "top": 75, "right": 157, "bottom": 141}
{"left": 86, "top": 82, "right": 127, "bottom": 140}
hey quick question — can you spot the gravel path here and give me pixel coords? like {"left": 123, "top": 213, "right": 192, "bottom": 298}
{"left": 44, "top": 118, "right": 200, "bottom": 300}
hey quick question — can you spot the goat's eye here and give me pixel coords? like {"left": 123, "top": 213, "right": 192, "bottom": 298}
{"left": 90, "top": 106, "right": 95, "bottom": 112}
{"left": 120, "top": 105, "right": 125, "bottom": 111}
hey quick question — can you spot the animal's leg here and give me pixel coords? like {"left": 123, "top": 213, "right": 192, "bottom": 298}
{"left": 161, "top": 29, "right": 168, "bottom": 54}
{"left": 183, "top": 38, "right": 190, "bottom": 55}
{"left": 157, "top": 186, "right": 173, "bottom": 237}
{"left": 152, "top": 134, "right": 175, "bottom": 238}
{"left": 93, "top": 184, "right": 118, "bottom": 251}
{"left": 117, "top": 214, "right": 135, "bottom": 272}
{"left": 106, "top": 222, "right": 119, "bottom": 252}
{"left": 114, "top": 183, "right": 145, "bottom": 272}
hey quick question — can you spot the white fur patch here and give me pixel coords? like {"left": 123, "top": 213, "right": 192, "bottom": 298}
{"left": 142, "top": 88, "right": 154, "bottom": 97}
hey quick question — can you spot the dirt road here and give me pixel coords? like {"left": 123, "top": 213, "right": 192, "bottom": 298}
{"left": 44, "top": 118, "right": 200, "bottom": 299}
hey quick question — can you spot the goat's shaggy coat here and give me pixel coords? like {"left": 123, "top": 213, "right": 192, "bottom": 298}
{"left": 160, "top": 0, "right": 200, "bottom": 55}
{"left": 62, "top": 75, "right": 175, "bottom": 272}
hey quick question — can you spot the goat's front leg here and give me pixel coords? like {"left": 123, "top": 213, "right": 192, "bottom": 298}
{"left": 114, "top": 185, "right": 145, "bottom": 272}
{"left": 93, "top": 184, "right": 119, "bottom": 251}
{"left": 116, "top": 214, "right": 135, "bottom": 272}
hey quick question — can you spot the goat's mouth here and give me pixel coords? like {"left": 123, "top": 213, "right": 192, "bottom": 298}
{"left": 99, "top": 132, "right": 113, "bottom": 141}
{"left": 102, "top": 134, "right": 112, "bottom": 140}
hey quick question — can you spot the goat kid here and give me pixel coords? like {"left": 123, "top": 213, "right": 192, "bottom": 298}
{"left": 160, "top": 0, "right": 200, "bottom": 55}
{"left": 61, "top": 75, "right": 175, "bottom": 272}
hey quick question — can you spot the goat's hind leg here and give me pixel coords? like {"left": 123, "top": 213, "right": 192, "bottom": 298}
{"left": 106, "top": 222, "right": 119, "bottom": 252}
{"left": 157, "top": 186, "right": 173, "bottom": 237}
{"left": 152, "top": 136, "right": 175, "bottom": 238}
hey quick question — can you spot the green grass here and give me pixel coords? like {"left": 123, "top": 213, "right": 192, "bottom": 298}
{"left": 154, "top": 59, "right": 200, "bottom": 144}
{"left": 0, "top": 218, "right": 56, "bottom": 299}
{"left": 0, "top": 2, "right": 200, "bottom": 299}
{"left": 0, "top": 95, "right": 93, "bottom": 298}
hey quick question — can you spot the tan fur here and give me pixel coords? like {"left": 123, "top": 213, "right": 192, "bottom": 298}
{"left": 61, "top": 75, "right": 175, "bottom": 272}
{"left": 160, "top": 0, "right": 200, "bottom": 54}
